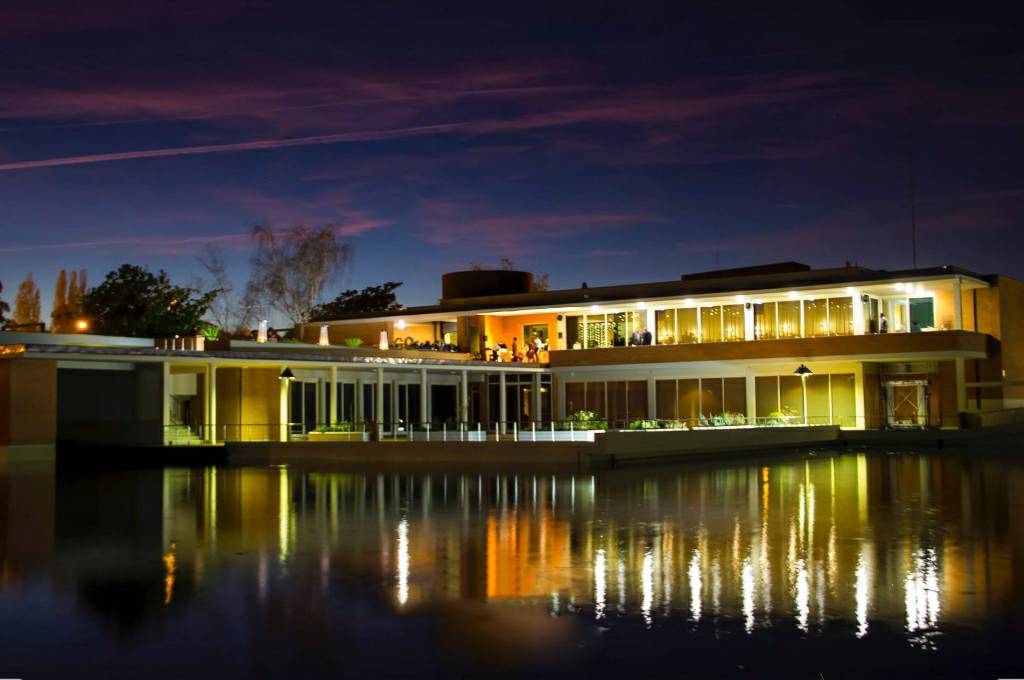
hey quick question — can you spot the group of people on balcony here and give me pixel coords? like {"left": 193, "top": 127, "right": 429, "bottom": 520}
{"left": 629, "top": 327, "right": 653, "bottom": 346}
{"left": 392, "top": 338, "right": 462, "bottom": 352}
{"left": 484, "top": 333, "right": 548, "bottom": 363}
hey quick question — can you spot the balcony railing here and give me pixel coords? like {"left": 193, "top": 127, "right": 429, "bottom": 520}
{"left": 166, "top": 414, "right": 925, "bottom": 446}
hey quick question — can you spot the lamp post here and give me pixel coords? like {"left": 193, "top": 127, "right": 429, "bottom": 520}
{"left": 794, "top": 364, "right": 812, "bottom": 425}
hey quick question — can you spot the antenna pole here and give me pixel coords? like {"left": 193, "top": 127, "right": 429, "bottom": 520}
{"left": 908, "top": 136, "right": 918, "bottom": 269}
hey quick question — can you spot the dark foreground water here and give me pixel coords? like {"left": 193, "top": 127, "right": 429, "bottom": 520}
{"left": 1, "top": 449, "right": 1023, "bottom": 679}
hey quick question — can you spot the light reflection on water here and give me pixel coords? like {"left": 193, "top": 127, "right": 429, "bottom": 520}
{"left": 1, "top": 449, "right": 1024, "bottom": 677}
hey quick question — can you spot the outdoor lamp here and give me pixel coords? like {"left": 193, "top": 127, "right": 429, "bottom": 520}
{"left": 279, "top": 367, "right": 295, "bottom": 381}
{"left": 794, "top": 364, "right": 812, "bottom": 426}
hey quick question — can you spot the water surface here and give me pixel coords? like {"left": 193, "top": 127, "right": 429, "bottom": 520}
{"left": 1, "top": 449, "right": 1023, "bottom": 678}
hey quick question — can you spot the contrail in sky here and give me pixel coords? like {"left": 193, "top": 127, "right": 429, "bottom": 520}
{"left": 0, "top": 122, "right": 464, "bottom": 172}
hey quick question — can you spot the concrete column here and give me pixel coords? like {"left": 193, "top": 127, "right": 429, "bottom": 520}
{"left": 745, "top": 373, "right": 757, "bottom": 423}
{"left": 459, "top": 369, "right": 469, "bottom": 424}
{"left": 955, "top": 357, "right": 967, "bottom": 413}
{"left": 555, "top": 375, "right": 566, "bottom": 421}
{"left": 854, "top": 363, "right": 866, "bottom": 430}
{"left": 852, "top": 290, "right": 865, "bottom": 335}
{"left": 355, "top": 379, "right": 364, "bottom": 423}
{"left": 375, "top": 367, "right": 385, "bottom": 439}
{"left": 743, "top": 304, "right": 755, "bottom": 341}
{"left": 645, "top": 308, "right": 657, "bottom": 344}
{"left": 391, "top": 379, "right": 398, "bottom": 431}
{"left": 419, "top": 368, "right": 429, "bottom": 426}
{"left": 953, "top": 276, "right": 963, "bottom": 330}
{"left": 329, "top": 366, "right": 338, "bottom": 425}
{"left": 646, "top": 375, "right": 657, "bottom": 420}
{"left": 162, "top": 362, "right": 171, "bottom": 443}
{"left": 279, "top": 370, "right": 289, "bottom": 442}
{"left": 532, "top": 373, "right": 543, "bottom": 424}
{"left": 498, "top": 371, "right": 508, "bottom": 433}
{"left": 205, "top": 363, "right": 217, "bottom": 443}
{"left": 695, "top": 307, "right": 702, "bottom": 343}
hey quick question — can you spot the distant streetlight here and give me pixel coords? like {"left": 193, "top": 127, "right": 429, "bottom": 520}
{"left": 794, "top": 364, "right": 812, "bottom": 425}
{"left": 75, "top": 319, "right": 89, "bottom": 332}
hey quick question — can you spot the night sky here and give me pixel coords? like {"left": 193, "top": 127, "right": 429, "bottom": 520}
{"left": 1, "top": 1, "right": 1022, "bottom": 317}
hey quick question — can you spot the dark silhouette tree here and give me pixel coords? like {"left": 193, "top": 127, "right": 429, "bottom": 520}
{"left": 13, "top": 273, "right": 41, "bottom": 327}
{"left": 0, "top": 280, "right": 10, "bottom": 328}
{"left": 309, "top": 282, "right": 404, "bottom": 321}
{"left": 83, "top": 264, "right": 216, "bottom": 337}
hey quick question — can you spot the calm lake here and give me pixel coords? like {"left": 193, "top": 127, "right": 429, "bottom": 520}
{"left": 1, "top": 449, "right": 1022, "bottom": 678}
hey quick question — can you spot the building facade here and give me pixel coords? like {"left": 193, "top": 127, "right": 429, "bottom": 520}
{"left": 299, "top": 262, "right": 1024, "bottom": 431}
{"left": 1, "top": 262, "right": 1021, "bottom": 447}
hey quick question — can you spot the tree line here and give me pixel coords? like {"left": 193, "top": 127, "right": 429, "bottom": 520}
{"left": 0, "top": 224, "right": 405, "bottom": 338}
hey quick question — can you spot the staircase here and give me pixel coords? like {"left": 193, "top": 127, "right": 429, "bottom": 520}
{"left": 166, "top": 424, "right": 205, "bottom": 446}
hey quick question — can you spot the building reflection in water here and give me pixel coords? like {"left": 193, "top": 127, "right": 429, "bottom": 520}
{"left": 4, "top": 450, "right": 1018, "bottom": 647}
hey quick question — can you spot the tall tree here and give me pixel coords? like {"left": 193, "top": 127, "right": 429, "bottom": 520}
{"left": 309, "top": 282, "right": 404, "bottom": 321}
{"left": 196, "top": 244, "right": 258, "bottom": 335}
{"left": 83, "top": 264, "right": 217, "bottom": 337}
{"left": 77, "top": 269, "right": 88, "bottom": 300}
{"left": 13, "top": 273, "right": 41, "bottom": 327}
{"left": 247, "top": 224, "right": 351, "bottom": 325}
{"left": 51, "top": 269, "right": 69, "bottom": 332}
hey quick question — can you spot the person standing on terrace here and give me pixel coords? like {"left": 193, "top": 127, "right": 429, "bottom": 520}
{"left": 642, "top": 327, "right": 653, "bottom": 345}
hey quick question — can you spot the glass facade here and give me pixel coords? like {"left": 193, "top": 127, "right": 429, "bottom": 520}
{"left": 722, "top": 304, "right": 745, "bottom": 341}
{"left": 829, "top": 297, "right": 854, "bottom": 335}
{"left": 563, "top": 285, "right": 940, "bottom": 349}
{"left": 909, "top": 297, "right": 935, "bottom": 331}
{"left": 564, "top": 380, "right": 646, "bottom": 422}
{"left": 754, "top": 302, "right": 776, "bottom": 340}
{"left": 678, "top": 308, "right": 698, "bottom": 344}
{"left": 777, "top": 300, "right": 801, "bottom": 338}
{"left": 700, "top": 306, "right": 721, "bottom": 343}
{"left": 655, "top": 309, "right": 675, "bottom": 345}
{"left": 654, "top": 377, "right": 746, "bottom": 423}
{"left": 803, "top": 299, "right": 828, "bottom": 337}
{"left": 752, "top": 373, "right": 856, "bottom": 424}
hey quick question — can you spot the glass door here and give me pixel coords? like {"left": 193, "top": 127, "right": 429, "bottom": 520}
{"left": 289, "top": 380, "right": 319, "bottom": 435}
{"left": 865, "top": 297, "right": 880, "bottom": 333}
{"left": 889, "top": 300, "right": 909, "bottom": 333}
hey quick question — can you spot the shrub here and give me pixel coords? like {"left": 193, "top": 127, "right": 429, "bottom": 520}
{"left": 697, "top": 412, "right": 747, "bottom": 427}
{"left": 765, "top": 407, "right": 799, "bottom": 426}
{"left": 199, "top": 324, "right": 221, "bottom": 340}
{"left": 343, "top": 337, "right": 364, "bottom": 347}
{"left": 565, "top": 410, "right": 608, "bottom": 430}
{"left": 314, "top": 422, "right": 354, "bottom": 433}
{"left": 627, "top": 419, "right": 660, "bottom": 430}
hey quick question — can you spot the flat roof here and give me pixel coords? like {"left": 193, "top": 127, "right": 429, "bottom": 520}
{"left": 1, "top": 343, "right": 547, "bottom": 371}
{"left": 320, "top": 264, "right": 991, "bottom": 323}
